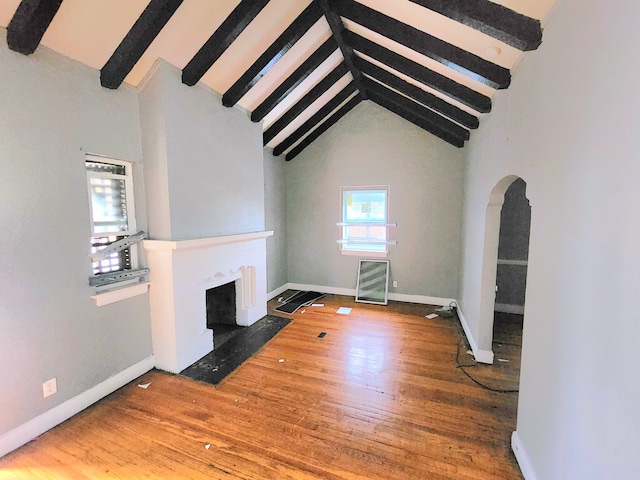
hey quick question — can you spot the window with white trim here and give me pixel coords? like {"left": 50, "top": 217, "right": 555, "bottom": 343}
{"left": 86, "top": 155, "right": 137, "bottom": 276}
{"left": 338, "top": 186, "right": 395, "bottom": 255}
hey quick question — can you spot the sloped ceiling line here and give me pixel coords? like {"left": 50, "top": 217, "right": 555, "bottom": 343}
{"left": 263, "top": 62, "right": 349, "bottom": 145}
{"left": 221, "top": 2, "right": 323, "bottom": 108}
{"left": 100, "top": 0, "right": 183, "bottom": 89}
{"left": 5, "top": 0, "right": 547, "bottom": 156}
{"left": 182, "top": 0, "right": 271, "bottom": 87}
{"left": 250, "top": 36, "right": 338, "bottom": 123}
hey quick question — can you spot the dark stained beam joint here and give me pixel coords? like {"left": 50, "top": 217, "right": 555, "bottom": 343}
{"left": 345, "top": 31, "right": 491, "bottom": 113}
{"left": 368, "top": 91, "right": 464, "bottom": 148}
{"left": 286, "top": 94, "right": 362, "bottom": 161}
{"left": 263, "top": 62, "right": 349, "bottom": 145}
{"left": 251, "top": 37, "right": 337, "bottom": 123}
{"left": 273, "top": 82, "right": 357, "bottom": 156}
{"left": 7, "top": 0, "right": 63, "bottom": 55}
{"left": 182, "top": 0, "right": 270, "bottom": 86}
{"left": 355, "top": 57, "right": 479, "bottom": 130}
{"left": 330, "top": 0, "right": 510, "bottom": 89}
{"left": 363, "top": 78, "right": 469, "bottom": 141}
{"left": 222, "top": 2, "right": 323, "bottom": 108}
{"left": 408, "top": 0, "right": 542, "bottom": 51}
{"left": 316, "top": 0, "right": 365, "bottom": 95}
{"left": 101, "top": 0, "right": 183, "bottom": 89}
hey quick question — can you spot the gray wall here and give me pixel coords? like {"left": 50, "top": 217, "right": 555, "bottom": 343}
{"left": 139, "top": 62, "right": 265, "bottom": 241}
{"left": 458, "top": 0, "right": 640, "bottom": 477}
{"left": 285, "top": 101, "right": 464, "bottom": 298}
{"left": 264, "top": 148, "right": 288, "bottom": 294}
{"left": 0, "top": 33, "right": 152, "bottom": 435}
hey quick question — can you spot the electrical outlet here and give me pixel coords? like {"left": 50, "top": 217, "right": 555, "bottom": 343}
{"left": 392, "top": 280, "right": 398, "bottom": 288}
{"left": 43, "top": 378, "right": 57, "bottom": 398}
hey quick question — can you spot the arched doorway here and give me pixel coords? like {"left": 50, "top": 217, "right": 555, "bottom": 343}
{"left": 477, "top": 176, "right": 531, "bottom": 363}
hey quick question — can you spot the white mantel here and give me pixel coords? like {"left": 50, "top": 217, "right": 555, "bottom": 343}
{"left": 144, "top": 231, "right": 274, "bottom": 373}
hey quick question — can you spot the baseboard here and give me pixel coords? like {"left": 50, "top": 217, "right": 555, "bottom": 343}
{"left": 0, "top": 356, "right": 155, "bottom": 458}
{"left": 456, "top": 306, "right": 494, "bottom": 364}
{"left": 287, "top": 283, "right": 454, "bottom": 306}
{"left": 512, "top": 431, "right": 539, "bottom": 480}
{"left": 495, "top": 303, "right": 525, "bottom": 315}
{"left": 267, "top": 283, "right": 292, "bottom": 301}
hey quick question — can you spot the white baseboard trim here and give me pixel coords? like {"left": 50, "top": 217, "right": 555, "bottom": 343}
{"left": 267, "top": 283, "right": 290, "bottom": 301}
{"left": 0, "top": 355, "right": 155, "bottom": 458}
{"left": 287, "top": 283, "right": 454, "bottom": 307}
{"left": 495, "top": 303, "right": 525, "bottom": 315}
{"left": 512, "top": 431, "right": 539, "bottom": 480}
{"left": 456, "top": 306, "right": 494, "bottom": 364}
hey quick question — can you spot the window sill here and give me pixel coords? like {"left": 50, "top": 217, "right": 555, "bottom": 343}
{"left": 340, "top": 249, "right": 389, "bottom": 258}
{"left": 91, "top": 282, "right": 150, "bottom": 306}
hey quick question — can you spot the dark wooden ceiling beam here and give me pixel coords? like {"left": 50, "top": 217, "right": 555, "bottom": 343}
{"left": 316, "top": 0, "right": 365, "bottom": 95}
{"left": 222, "top": 2, "right": 323, "bottom": 108}
{"left": 7, "top": 0, "right": 63, "bottom": 55}
{"left": 273, "top": 82, "right": 357, "bottom": 156}
{"left": 345, "top": 31, "right": 491, "bottom": 113}
{"left": 356, "top": 57, "right": 478, "bottom": 130}
{"left": 264, "top": 63, "right": 349, "bottom": 145}
{"left": 407, "top": 0, "right": 542, "bottom": 51}
{"left": 330, "top": 0, "right": 510, "bottom": 89}
{"left": 367, "top": 92, "right": 464, "bottom": 148}
{"left": 251, "top": 37, "right": 337, "bottom": 123}
{"left": 286, "top": 94, "right": 362, "bottom": 161}
{"left": 363, "top": 78, "right": 469, "bottom": 141}
{"left": 182, "top": 0, "right": 270, "bottom": 86}
{"left": 100, "top": 0, "right": 183, "bottom": 89}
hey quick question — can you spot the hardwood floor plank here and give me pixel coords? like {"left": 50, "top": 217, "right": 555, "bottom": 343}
{"left": 1, "top": 294, "right": 522, "bottom": 479}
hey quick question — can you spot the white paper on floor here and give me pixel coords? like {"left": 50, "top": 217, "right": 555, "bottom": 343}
{"left": 137, "top": 383, "right": 151, "bottom": 389}
{"left": 425, "top": 313, "right": 439, "bottom": 319}
{"left": 336, "top": 307, "right": 352, "bottom": 315}
{"left": 312, "top": 303, "right": 324, "bottom": 307}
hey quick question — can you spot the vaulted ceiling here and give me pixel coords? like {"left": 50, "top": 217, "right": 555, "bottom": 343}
{"left": 1, "top": 0, "right": 558, "bottom": 160}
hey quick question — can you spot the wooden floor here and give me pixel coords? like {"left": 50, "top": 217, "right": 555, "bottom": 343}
{"left": 0, "top": 295, "right": 523, "bottom": 479}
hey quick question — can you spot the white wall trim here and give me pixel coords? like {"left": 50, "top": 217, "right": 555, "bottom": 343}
{"left": 0, "top": 356, "right": 155, "bottom": 458}
{"left": 267, "top": 283, "right": 289, "bottom": 301}
{"left": 91, "top": 282, "right": 149, "bottom": 306}
{"left": 512, "top": 431, "right": 539, "bottom": 480}
{"left": 495, "top": 303, "right": 525, "bottom": 315}
{"left": 287, "top": 283, "right": 454, "bottom": 307}
{"left": 456, "top": 306, "right": 494, "bottom": 364}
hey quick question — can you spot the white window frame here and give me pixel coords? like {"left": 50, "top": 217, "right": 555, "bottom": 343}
{"left": 338, "top": 186, "right": 395, "bottom": 258}
{"left": 86, "top": 154, "right": 139, "bottom": 280}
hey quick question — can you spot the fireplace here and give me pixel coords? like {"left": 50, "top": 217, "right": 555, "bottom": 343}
{"left": 143, "top": 231, "right": 273, "bottom": 373}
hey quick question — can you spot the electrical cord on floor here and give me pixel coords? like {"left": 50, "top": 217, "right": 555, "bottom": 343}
{"left": 449, "top": 307, "right": 519, "bottom": 394}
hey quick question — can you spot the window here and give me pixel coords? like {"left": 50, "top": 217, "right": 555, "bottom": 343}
{"left": 86, "top": 155, "right": 137, "bottom": 276}
{"left": 339, "top": 186, "right": 394, "bottom": 255}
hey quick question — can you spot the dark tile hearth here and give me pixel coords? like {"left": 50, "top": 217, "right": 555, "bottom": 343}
{"left": 179, "top": 315, "right": 291, "bottom": 386}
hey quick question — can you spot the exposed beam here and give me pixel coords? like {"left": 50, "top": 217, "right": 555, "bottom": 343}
{"left": 345, "top": 31, "right": 491, "bottom": 113}
{"left": 356, "top": 57, "right": 478, "bottom": 130}
{"left": 408, "top": 0, "right": 542, "bottom": 51}
{"left": 182, "top": 0, "right": 270, "bottom": 86}
{"left": 330, "top": 0, "right": 510, "bottom": 89}
{"left": 264, "top": 63, "right": 349, "bottom": 145}
{"left": 367, "top": 92, "right": 464, "bottom": 148}
{"left": 363, "top": 78, "right": 469, "bottom": 141}
{"left": 7, "top": 0, "right": 63, "bottom": 55}
{"left": 222, "top": 2, "right": 323, "bottom": 107}
{"left": 273, "top": 82, "right": 357, "bottom": 156}
{"left": 286, "top": 95, "right": 362, "bottom": 161}
{"left": 251, "top": 37, "right": 337, "bottom": 123}
{"left": 101, "top": 0, "right": 183, "bottom": 89}
{"left": 316, "top": 0, "right": 365, "bottom": 94}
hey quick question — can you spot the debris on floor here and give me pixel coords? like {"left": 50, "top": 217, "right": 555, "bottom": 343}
{"left": 137, "top": 382, "right": 151, "bottom": 389}
{"left": 497, "top": 358, "right": 510, "bottom": 363}
{"left": 278, "top": 359, "right": 285, "bottom": 363}
{"left": 425, "top": 313, "right": 439, "bottom": 319}
{"left": 318, "top": 332, "right": 327, "bottom": 338}
{"left": 312, "top": 303, "right": 324, "bottom": 307}
{"left": 336, "top": 307, "right": 352, "bottom": 315}
{"left": 205, "top": 444, "right": 211, "bottom": 450}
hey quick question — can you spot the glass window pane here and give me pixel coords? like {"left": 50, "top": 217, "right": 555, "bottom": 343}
{"left": 89, "top": 177, "right": 128, "bottom": 233}
{"left": 86, "top": 161, "right": 126, "bottom": 175}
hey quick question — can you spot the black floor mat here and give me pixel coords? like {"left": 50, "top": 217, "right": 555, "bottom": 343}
{"left": 179, "top": 315, "right": 290, "bottom": 386}
{"left": 274, "top": 291, "right": 325, "bottom": 314}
